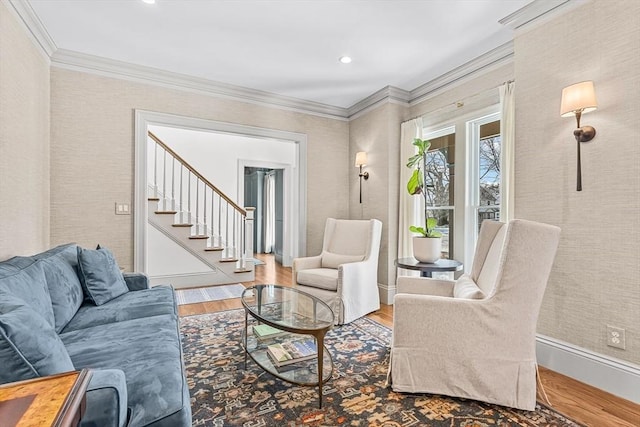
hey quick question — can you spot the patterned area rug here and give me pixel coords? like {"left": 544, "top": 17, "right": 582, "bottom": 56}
{"left": 181, "top": 310, "right": 582, "bottom": 426}
{"left": 175, "top": 284, "right": 245, "bottom": 305}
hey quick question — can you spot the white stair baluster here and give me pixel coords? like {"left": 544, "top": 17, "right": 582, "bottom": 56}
{"left": 162, "top": 148, "right": 167, "bottom": 210}
{"left": 153, "top": 140, "right": 158, "bottom": 198}
{"left": 187, "top": 171, "right": 192, "bottom": 224}
{"left": 203, "top": 185, "right": 207, "bottom": 239}
{"left": 195, "top": 179, "right": 200, "bottom": 235}
{"left": 179, "top": 165, "right": 184, "bottom": 223}
{"left": 170, "top": 157, "right": 175, "bottom": 211}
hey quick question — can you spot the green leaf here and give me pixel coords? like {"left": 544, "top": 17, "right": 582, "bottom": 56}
{"left": 407, "top": 169, "right": 423, "bottom": 195}
{"left": 426, "top": 217, "right": 438, "bottom": 229}
{"left": 413, "top": 138, "right": 431, "bottom": 155}
{"left": 409, "top": 225, "right": 426, "bottom": 236}
{"left": 426, "top": 230, "right": 443, "bottom": 238}
{"left": 406, "top": 154, "right": 422, "bottom": 169}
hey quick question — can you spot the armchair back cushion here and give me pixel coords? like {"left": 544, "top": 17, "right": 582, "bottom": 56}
{"left": 323, "top": 219, "right": 372, "bottom": 256}
{"left": 475, "top": 225, "right": 507, "bottom": 296}
{"left": 453, "top": 274, "right": 485, "bottom": 299}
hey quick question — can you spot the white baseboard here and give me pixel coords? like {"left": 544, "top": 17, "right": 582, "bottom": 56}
{"left": 150, "top": 272, "right": 225, "bottom": 289}
{"left": 536, "top": 334, "right": 640, "bottom": 403}
{"left": 378, "top": 283, "right": 396, "bottom": 305}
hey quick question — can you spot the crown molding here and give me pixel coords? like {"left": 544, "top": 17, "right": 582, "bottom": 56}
{"left": 51, "top": 49, "right": 350, "bottom": 121}
{"left": 7, "top": 0, "right": 56, "bottom": 58}
{"left": 9, "top": 0, "right": 583, "bottom": 122}
{"left": 347, "top": 86, "right": 411, "bottom": 120}
{"left": 408, "top": 42, "right": 514, "bottom": 107}
{"left": 499, "top": 0, "right": 588, "bottom": 31}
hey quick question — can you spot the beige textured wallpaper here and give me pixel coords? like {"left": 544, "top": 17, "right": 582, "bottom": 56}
{"left": 349, "top": 103, "right": 407, "bottom": 289}
{"left": 515, "top": 0, "right": 640, "bottom": 364}
{"left": 50, "top": 69, "right": 349, "bottom": 271}
{"left": 0, "top": 1, "right": 50, "bottom": 260}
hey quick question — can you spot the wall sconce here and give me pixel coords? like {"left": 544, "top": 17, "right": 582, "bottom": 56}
{"left": 560, "top": 81, "right": 598, "bottom": 191}
{"left": 355, "top": 151, "right": 369, "bottom": 203}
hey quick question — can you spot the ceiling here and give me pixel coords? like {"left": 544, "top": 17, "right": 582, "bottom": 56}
{"left": 28, "top": 0, "right": 533, "bottom": 109}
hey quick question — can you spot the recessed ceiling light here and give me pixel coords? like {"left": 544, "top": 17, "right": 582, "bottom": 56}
{"left": 141, "top": 0, "right": 156, "bottom": 4}
{"left": 339, "top": 56, "right": 352, "bottom": 64}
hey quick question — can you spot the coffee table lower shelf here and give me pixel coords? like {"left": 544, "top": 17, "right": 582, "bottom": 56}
{"left": 242, "top": 332, "right": 333, "bottom": 408}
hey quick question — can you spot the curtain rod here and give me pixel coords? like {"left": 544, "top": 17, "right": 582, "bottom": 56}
{"left": 403, "top": 79, "right": 515, "bottom": 124}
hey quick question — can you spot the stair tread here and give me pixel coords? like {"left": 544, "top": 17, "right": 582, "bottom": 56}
{"left": 234, "top": 268, "right": 252, "bottom": 273}
{"left": 148, "top": 197, "right": 160, "bottom": 201}
{"left": 204, "top": 247, "right": 224, "bottom": 251}
{"left": 219, "top": 258, "right": 238, "bottom": 262}
{"left": 155, "top": 211, "right": 177, "bottom": 214}
{"left": 188, "top": 235, "right": 209, "bottom": 239}
{"left": 172, "top": 223, "right": 193, "bottom": 227}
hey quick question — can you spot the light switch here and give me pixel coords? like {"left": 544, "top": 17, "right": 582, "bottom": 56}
{"left": 115, "top": 203, "right": 131, "bottom": 215}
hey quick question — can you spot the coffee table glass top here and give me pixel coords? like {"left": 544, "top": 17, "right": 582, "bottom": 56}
{"left": 241, "top": 284, "right": 334, "bottom": 331}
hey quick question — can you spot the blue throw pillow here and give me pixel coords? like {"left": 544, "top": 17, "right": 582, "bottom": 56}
{"left": 77, "top": 246, "right": 128, "bottom": 306}
{"left": 0, "top": 293, "right": 75, "bottom": 384}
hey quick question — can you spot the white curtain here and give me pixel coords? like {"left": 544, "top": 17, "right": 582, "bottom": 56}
{"left": 263, "top": 172, "right": 276, "bottom": 254}
{"left": 398, "top": 118, "right": 423, "bottom": 260}
{"left": 500, "top": 81, "right": 515, "bottom": 222}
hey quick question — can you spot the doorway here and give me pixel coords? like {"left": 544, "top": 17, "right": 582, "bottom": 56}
{"left": 134, "top": 110, "right": 307, "bottom": 273}
{"left": 244, "top": 167, "right": 285, "bottom": 264}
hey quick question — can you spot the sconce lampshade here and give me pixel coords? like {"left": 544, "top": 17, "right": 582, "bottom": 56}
{"left": 355, "top": 151, "right": 368, "bottom": 167}
{"left": 560, "top": 81, "right": 598, "bottom": 117}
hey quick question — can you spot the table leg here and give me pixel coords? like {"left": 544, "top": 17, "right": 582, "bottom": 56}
{"left": 316, "top": 332, "right": 325, "bottom": 409}
{"left": 243, "top": 309, "right": 248, "bottom": 369}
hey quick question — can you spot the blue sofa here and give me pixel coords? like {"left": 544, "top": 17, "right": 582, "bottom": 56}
{"left": 0, "top": 243, "right": 192, "bottom": 427}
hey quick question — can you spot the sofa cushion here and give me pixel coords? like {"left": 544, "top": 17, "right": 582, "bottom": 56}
{"left": 297, "top": 268, "right": 339, "bottom": 291}
{"left": 0, "top": 294, "right": 75, "bottom": 384}
{"left": 63, "top": 285, "right": 177, "bottom": 332}
{"left": 321, "top": 251, "right": 364, "bottom": 269}
{"left": 453, "top": 274, "right": 486, "bottom": 299}
{"left": 26, "top": 243, "right": 85, "bottom": 332}
{"left": 77, "top": 246, "right": 129, "bottom": 306}
{"left": 61, "top": 314, "right": 187, "bottom": 427}
{"left": 0, "top": 259, "right": 55, "bottom": 328}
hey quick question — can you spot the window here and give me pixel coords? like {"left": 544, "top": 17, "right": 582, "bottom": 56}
{"left": 466, "top": 112, "right": 502, "bottom": 263}
{"left": 423, "top": 127, "right": 455, "bottom": 259}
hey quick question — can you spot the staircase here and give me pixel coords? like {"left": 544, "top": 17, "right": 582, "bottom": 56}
{"left": 147, "top": 131, "right": 255, "bottom": 286}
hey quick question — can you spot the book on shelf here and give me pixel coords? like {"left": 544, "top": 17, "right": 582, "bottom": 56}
{"left": 266, "top": 338, "right": 317, "bottom": 367}
{"left": 252, "top": 324, "right": 287, "bottom": 341}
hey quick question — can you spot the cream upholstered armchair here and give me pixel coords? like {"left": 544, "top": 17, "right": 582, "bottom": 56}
{"left": 388, "top": 219, "right": 561, "bottom": 411}
{"left": 292, "top": 218, "right": 382, "bottom": 325}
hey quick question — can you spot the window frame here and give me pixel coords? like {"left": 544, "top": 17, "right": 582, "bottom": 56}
{"left": 465, "top": 110, "right": 502, "bottom": 268}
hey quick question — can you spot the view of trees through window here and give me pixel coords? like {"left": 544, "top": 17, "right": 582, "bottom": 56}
{"left": 478, "top": 120, "right": 501, "bottom": 230}
{"left": 424, "top": 133, "right": 454, "bottom": 258}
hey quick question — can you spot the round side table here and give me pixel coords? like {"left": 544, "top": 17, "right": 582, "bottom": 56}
{"left": 395, "top": 257, "right": 463, "bottom": 278}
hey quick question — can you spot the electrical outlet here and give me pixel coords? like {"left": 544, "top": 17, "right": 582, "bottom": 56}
{"left": 607, "top": 325, "right": 626, "bottom": 350}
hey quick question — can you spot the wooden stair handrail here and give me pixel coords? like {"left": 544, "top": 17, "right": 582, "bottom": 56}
{"left": 148, "top": 131, "right": 246, "bottom": 216}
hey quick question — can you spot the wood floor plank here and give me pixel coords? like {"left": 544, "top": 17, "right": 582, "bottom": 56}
{"left": 176, "top": 253, "right": 640, "bottom": 426}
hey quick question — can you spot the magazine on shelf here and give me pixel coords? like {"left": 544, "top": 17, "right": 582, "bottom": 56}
{"left": 266, "top": 337, "right": 317, "bottom": 367}
{"left": 252, "top": 324, "right": 287, "bottom": 341}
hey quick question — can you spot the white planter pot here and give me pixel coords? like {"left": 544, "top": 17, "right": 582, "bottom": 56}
{"left": 412, "top": 236, "right": 442, "bottom": 263}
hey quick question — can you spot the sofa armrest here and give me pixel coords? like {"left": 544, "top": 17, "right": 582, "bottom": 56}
{"left": 80, "top": 369, "right": 128, "bottom": 427}
{"left": 123, "top": 273, "right": 149, "bottom": 291}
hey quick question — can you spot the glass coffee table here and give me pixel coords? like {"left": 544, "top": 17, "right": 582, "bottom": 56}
{"left": 241, "top": 284, "right": 334, "bottom": 408}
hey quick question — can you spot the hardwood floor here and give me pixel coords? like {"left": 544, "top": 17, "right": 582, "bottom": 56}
{"left": 178, "top": 253, "right": 639, "bottom": 427}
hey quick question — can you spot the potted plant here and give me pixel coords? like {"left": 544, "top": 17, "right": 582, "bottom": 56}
{"left": 406, "top": 138, "right": 442, "bottom": 263}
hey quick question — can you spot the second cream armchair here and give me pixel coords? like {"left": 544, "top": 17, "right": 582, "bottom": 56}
{"left": 292, "top": 218, "right": 382, "bottom": 325}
